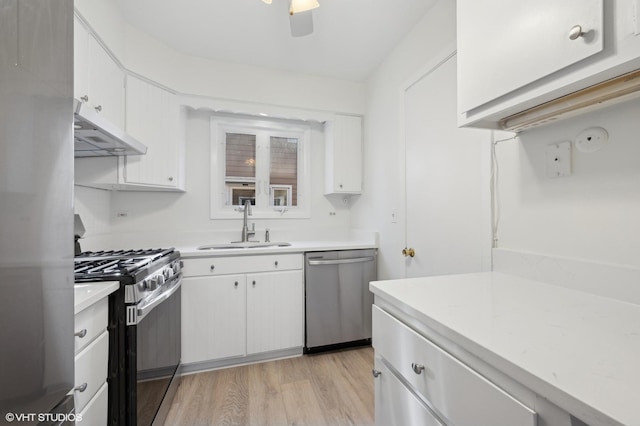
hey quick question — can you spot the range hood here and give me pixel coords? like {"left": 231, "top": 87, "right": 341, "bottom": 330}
{"left": 74, "top": 99, "right": 147, "bottom": 157}
{"left": 500, "top": 69, "right": 640, "bottom": 132}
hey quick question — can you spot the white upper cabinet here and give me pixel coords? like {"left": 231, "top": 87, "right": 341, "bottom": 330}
{"left": 123, "top": 75, "right": 184, "bottom": 190}
{"left": 458, "top": 0, "right": 640, "bottom": 129}
{"left": 325, "top": 114, "right": 363, "bottom": 195}
{"left": 74, "top": 16, "right": 125, "bottom": 129}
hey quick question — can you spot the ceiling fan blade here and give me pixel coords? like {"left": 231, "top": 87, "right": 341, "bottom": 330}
{"left": 290, "top": 11, "right": 313, "bottom": 37}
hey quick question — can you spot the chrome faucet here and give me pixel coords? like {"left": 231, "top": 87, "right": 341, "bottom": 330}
{"left": 241, "top": 199, "right": 256, "bottom": 242}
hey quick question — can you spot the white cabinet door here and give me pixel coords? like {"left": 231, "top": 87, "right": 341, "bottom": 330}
{"left": 124, "top": 75, "right": 183, "bottom": 189}
{"left": 457, "top": 0, "right": 603, "bottom": 114}
{"left": 325, "top": 114, "right": 363, "bottom": 194}
{"left": 73, "top": 16, "right": 90, "bottom": 102}
{"left": 181, "top": 275, "right": 246, "bottom": 363}
{"left": 374, "top": 357, "right": 444, "bottom": 426}
{"left": 87, "top": 36, "right": 125, "bottom": 129}
{"left": 246, "top": 270, "right": 303, "bottom": 354}
{"left": 74, "top": 16, "right": 125, "bottom": 128}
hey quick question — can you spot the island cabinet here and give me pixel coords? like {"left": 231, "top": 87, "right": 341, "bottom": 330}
{"left": 372, "top": 306, "right": 537, "bottom": 426}
{"left": 181, "top": 254, "right": 303, "bottom": 371}
{"left": 457, "top": 0, "right": 640, "bottom": 129}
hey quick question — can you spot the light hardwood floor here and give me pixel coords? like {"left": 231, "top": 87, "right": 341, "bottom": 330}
{"left": 165, "top": 347, "right": 375, "bottom": 426}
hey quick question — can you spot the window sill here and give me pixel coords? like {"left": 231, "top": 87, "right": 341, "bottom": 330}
{"left": 210, "top": 207, "right": 310, "bottom": 220}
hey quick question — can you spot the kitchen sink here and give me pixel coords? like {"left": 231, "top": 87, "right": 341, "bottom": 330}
{"left": 197, "top": 242, "right": 292, "bottom": 250}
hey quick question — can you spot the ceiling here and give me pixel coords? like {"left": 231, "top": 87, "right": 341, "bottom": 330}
{"left": 115, "top": 0, "right": 437, "bottom": 82}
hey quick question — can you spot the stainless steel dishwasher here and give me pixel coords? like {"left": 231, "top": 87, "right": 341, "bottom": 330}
{"left": 304, "top": 249, "right": 377, "bottom": 353}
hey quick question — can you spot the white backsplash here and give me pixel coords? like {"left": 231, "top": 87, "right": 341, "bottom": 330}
{"left": 493, "top": 248, "right": 640, "bottom": 306}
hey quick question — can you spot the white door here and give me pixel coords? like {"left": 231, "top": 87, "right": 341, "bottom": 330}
{"left": 404, "top": 53, "right": 491, "bottom": 278}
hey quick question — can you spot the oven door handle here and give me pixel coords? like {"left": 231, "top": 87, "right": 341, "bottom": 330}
{"left": 135, "top": 274, "right": 182, "bottom": 324}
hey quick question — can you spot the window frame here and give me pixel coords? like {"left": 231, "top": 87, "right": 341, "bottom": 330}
{"left": 210, "top": 114, "right": 312, "bottom": 219}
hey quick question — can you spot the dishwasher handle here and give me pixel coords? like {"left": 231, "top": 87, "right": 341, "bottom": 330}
{"left": 307, "top": 256, "right": 375, "bottom": 266}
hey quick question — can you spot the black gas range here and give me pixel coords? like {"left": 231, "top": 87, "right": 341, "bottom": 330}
{"left": 74, "top": 248, "right": 182, "bottom": 426}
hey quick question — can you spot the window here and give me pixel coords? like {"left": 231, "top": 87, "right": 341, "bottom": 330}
{"left": 210, "top": 115, "right": 311, "bottom": 219}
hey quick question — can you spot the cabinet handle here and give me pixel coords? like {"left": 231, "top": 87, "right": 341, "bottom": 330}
{"left": 252, "top": 280, "right": 256, "bottom": 286}
{"left": 210, "top": 265, "right": 215, "bottom": 272}
{"left": 274, "top": 260, "right": 278, "bottom": 267}
{"left": 80, "top": 95, "right": 89, "bottom": 102}
{"left": 568, "top": 25, "right": 584, "bottom": 40}
{"left": 372, "top": 369, "right": 381, "bottom": 378}
{"left": 74, "top": 329, "right": 87, "bottom": 338}
{"left": 94, "top": 105, "right": 102, "bottom": 112}
{"left": 411, "top": 363, "right": 425, "bottom": 374}
{"left": 234, "top": 281, "right": 238, "bottom": 287}
{"left": 339, "top": 184, "right": 343, "bottom": 188}
{"left": 74, "top": 383, "right": 88, "bottom": 393}
{"left": 168, "top": 176, "right": 174, "bottom": 182}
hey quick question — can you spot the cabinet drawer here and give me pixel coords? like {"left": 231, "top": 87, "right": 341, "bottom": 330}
{"left": 183, "top": 254, "right": 302, "bottom": 277}
{"left": 74, "top": 297, "right": 108, "bottom": 354}
{"left": 74, "top": 330, "right": 108, "bottom": 413}
{"left": 78, "top": 381, "right": 108, "bottom": 426}
{"left": 374, "top": 356, "right": 444, "bottom": 426}
{"left": 372, "top": 306, "right": 536, "bottom": 426}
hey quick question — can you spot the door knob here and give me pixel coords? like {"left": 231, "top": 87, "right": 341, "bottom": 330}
{"left": 402, "top": 248, "right": 415, "bottom": 258}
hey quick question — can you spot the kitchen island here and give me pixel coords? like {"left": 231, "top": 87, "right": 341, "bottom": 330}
{"left": 370, "top": 272, "right": 640, "bottom": 426}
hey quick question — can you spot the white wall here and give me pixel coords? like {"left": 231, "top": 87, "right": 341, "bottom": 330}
{"left": 353, "top": 0, "right": 473, "bottom": 280}
{"left": 495, "top": 97, "right": 640, "bottom": 268}
{"left": 100, "top": 109, "right": 353, "bottom": 249}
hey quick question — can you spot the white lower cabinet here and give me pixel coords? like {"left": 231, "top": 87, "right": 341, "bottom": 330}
{"left": 74, "top": 295, "right": 110, "bottom": 425}
{"left": 78, "top": 382, "right": 108, "bottom": 425}
{"left": 246, "top": 270, "right": 304, "bottom": 354}
{"left": 372, "top": 306, "right": 537, "bottom": 426}
{"left": 181, "top": 254, "right": 304, "bottom": 368}
{"left": 182, "top": 274, "right": 246, "bottom": 362}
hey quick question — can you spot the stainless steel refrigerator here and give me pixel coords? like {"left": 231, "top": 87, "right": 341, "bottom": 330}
{"left": 0, "top": 1, "right": 75, "bottom": 425}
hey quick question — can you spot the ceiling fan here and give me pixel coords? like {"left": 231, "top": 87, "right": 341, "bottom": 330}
{"left": 261, "top": 0, "right": 320, "bottom": 37}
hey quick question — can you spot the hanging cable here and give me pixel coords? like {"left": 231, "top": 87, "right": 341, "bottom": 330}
{"left": 490, "top": 133, "right": 518, "bottom": 257}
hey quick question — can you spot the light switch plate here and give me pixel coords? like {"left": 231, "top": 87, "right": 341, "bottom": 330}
{"left": 545, "top": 141, "right": 571, "bottom": 178}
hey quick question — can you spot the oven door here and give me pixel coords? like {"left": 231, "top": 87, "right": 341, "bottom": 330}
{"left": 126, "top": 275, "right": 181, "bottom": 426}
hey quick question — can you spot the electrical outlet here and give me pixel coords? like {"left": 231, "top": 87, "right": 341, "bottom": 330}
{"left": 545, "top": 141, "right": 571, "bottom": 178}
{"left": 575, "top": 127, "right": 608, "bottom": 153}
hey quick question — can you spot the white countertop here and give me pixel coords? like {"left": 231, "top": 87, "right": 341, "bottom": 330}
{"left": 177, "top": 239, "right": 377, "bottom": 258}
{"left": 370, "top": 272, "right": 640, "bottom": 426}
{"left": 74, "top": 281, "right": 119, "bottom": 315}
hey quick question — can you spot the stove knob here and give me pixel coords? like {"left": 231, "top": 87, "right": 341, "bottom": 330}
{"left": 164, "top": 268, "right": 173, "bottom": 279}
{"left": 157, "top": 275, "right": 165, "bottom": 286}
{"left": 145, "top": 278, "right": 157, "bottom": 290}
{"left": 172, "top": 263, "right": 180, "bottom": 274}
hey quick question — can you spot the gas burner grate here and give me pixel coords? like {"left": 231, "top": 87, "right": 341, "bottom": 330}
{"left": 74, "top": 247, "right": 177, "bottom": 282}
{"left": 75, "top": 248, "right": 174, "bottom": 261}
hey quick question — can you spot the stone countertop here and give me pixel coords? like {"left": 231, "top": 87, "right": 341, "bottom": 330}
{"left": 370, "top": 271, "right": 640, "bottom": 426}
{"left": 74, "top": 281, "right": 119, "bottom": 315}
{"left": 177, "top": 239, "right": 377, "bottom": 258}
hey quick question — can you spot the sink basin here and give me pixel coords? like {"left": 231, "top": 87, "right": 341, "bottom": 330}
{"left": 197, "top": 242, "right": 292, "bottom": 250}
